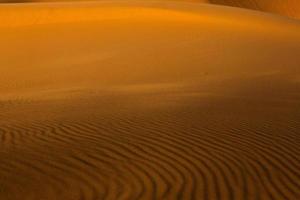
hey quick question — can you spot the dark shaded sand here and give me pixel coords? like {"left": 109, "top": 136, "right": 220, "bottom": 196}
{"left": 210, "top": 0, "right": 300, "bottom": 19}
{"left": 0, "top": 1, "right": 300, "bottom": 200}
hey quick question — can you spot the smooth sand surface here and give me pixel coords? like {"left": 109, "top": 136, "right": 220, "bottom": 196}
{"left": 0, "top": 0, "right": 299, "bottom": 19}
{"left": 0, "top": 1, "right": 300, "bottom": 200}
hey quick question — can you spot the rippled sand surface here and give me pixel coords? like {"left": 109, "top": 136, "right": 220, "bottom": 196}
{"left": 0, "top": 2, "right": 300, "bottom": 200}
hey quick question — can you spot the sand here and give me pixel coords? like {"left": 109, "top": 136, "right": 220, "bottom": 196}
{"left": 0, "top": 0, "right": 299, "bottom": 20}
{"left": 0, "top": 1, "right": 300, "bottom": 200}
{"left": 210, "top": 0, "right": 300, "bottom": 19}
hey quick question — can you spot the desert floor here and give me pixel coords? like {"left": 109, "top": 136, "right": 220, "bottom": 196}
{"left": 0, "top": 1, "right": 300, "bottom": 200}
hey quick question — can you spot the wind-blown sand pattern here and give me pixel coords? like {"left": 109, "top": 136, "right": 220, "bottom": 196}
{"left": 0, "top": 1, "right": 300, "bottom": 200}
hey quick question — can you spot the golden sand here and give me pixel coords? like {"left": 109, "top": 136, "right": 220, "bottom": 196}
{"left": 0, "top": 1, "right": 300, "bottom": 200}
{"left": 0, "top": 0, "right": 299, "bottom": 19}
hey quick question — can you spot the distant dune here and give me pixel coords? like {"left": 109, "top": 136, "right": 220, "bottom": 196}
{"left": 0, "top": 1, "right": 300, "bottom": 200}
{"left": 210, "top": 0, "right": 300, "bottom": 19}
{"left": 0, "top": 0, "right": 299, "bottom": 19}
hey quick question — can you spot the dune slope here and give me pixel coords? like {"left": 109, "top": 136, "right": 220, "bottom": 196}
{"left": 0, "top": 0, "right": 300, "bottom": 20}
{"left": 0, "top": 2, "right": 300, "bottom": 200}
{"left": 210, "top": 0, "right": 300, "bottom": 19}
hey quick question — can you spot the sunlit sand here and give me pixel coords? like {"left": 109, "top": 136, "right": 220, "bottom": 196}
{"left": 0, "top": 1, "right": 300, "bottom": 200}
{"left": 0, "top": 0, "right": 299, "bottom": 19}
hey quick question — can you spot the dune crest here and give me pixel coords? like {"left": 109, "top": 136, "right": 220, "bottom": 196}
{"left": 0, "top": 0, "right": 300, "bottom": 20}
{"left": 210, "top": 0, "right": 300, "bottom": 19}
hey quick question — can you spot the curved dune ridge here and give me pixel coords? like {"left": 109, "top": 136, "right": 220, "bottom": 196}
{"left": 0, "top": 0, "right": 300, "bottom": 20}
{"left": 0, "top": 1, "right": 300, "bottom": 200}
{"left": 210, "top": 0, "right": 300, "bottom": 19}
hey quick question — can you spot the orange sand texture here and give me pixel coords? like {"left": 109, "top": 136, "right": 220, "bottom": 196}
{"left": 210, "top": 0, "right": 300, "bottom": 19}
{"left": 0, "top": 1, "right": 300, "bottom": 200}
{"left": 0, "top": 0, "right": 299, "bottom": 19}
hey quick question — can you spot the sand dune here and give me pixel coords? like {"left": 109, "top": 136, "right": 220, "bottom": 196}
{"left": 210, "top": 0, "right": 300, "bottom": 19}
{"left": 0, "top": 0, "right": 299, "bottom": 20}
{"left": 0, "top": 1, "right": 300, "bottom": 200}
